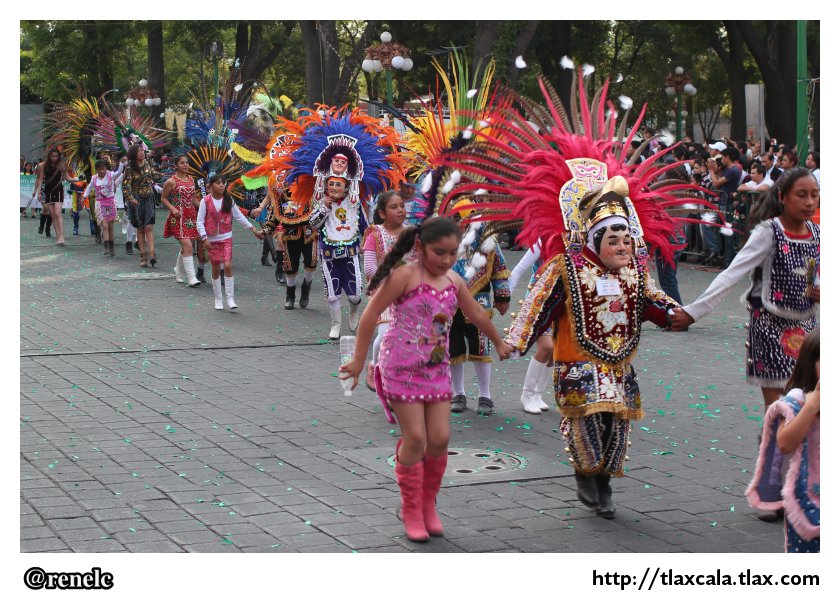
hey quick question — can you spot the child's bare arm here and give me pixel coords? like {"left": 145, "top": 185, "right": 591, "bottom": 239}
{"left": 777, "top": 382, "right": 820, "bottom": 454}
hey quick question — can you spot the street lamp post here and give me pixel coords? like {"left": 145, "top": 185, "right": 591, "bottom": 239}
{"left": 361, "top": 31, "right": 413, "bottom": 113}
{"left": 664, "top": 66, "right": 697, "bottom": 141}
{"left": 124, "top": 79, "right": 161, "bottom": 120}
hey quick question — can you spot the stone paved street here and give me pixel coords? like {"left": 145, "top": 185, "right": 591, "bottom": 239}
{"left": 20, "top": 211, "right": 783, "bottom": 553}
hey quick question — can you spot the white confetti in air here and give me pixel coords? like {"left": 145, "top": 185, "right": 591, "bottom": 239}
{"left": 582, "top": 64, "right": 595, "bottom": 77}
{"left": 515, "top": 56, "right": 527, "bottom": 69}
{"left": 560, "top": 56, "right": 574, "bottom": 69}
{"left": 618, "top": 95, "right": 633, "bottom": 110}
{"left": 615, "top": 73, "right": 624, "bottom": 83}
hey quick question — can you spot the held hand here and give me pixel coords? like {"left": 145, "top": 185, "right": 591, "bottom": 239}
{"left": 130, "top": 199, "right": 139, "bottom": 207}
{"left": 494, "top": 301, "right": 510, "bottom": 316}
{"left": 202, "top": 240, "right": 211, "bottom": 254}
{"left": 120, "top": 157, "right": 128, "bottom": 164}
{"left": 668, "top": 307, "right": 695, "bottom": 331}
{"left": 339, "top": 357, "right": 365, "bottom": 391}
{"left": 250, "top": 208, "right": 260, "bottom": 219}
{"left": 805, "top": 379, "right": 820, "bottom": 413}
{"left": 495, "top": 342, "right": 515, "bottom": 361}
{"left": 810, "top": 286, "right": 820, "bottom": 304}
{"left": 253, "top": 229, "right": 264, "bottom": 239}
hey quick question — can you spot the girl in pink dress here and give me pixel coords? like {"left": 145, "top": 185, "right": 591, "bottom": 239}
{"left": 361, "top": 191, "right": 413, "bottom": 390}
{"left": 161, "top": 155, "right": 202, "bottom": 287}
{"left": 341, "top": 217, "right": 513, "bottom": 542}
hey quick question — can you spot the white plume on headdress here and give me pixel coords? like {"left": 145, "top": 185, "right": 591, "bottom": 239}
{"left": 462, "top": 126, "right": 474, "bottom": 139}
{"left": 421, "top": 172, "right": 433, "bottom": 194}
{"left": 701, "top": 211, "right": 716, "bottom": 223}
{"left": 658, "top": 129, "right": 676, "bottom": 147}
{"left": 618, "top": 95, "right": 633, "bottom": 111}
{"left": 582, "top": 63, "right": 595, "bottom": 77}
{"left": 470, "top": 253, "right": 487, "bottom": 269}
{"left": 720, "top": 222, "right": 734, "bottom": 237}
{"left": 615, "top": 73, "right": 624, "bottom": 83}
{"left": 467, "top": 89, "right": 478, "bottom": 99}
{"left": 475, "top": 188, "right": 488, "bottom": 196}
{"left": 464, "top": 266, "right": 477, "bottom": 280}
{"left": 560, "top": 56, "right": 574, "bottom": 69}
{"left": 462, "top": 229, "right": 476, "bottom": 247}
{"left": 234, "top": 83, "right": 243, "bottom": 92}
{"left": 480, "top": 237, "right": 496, "bottom": 255}
{"left": 479, "top": 120, "right": 489, "bottom": 129}
{"left": 515, "top": 56, "right": 527, "bottom": 69}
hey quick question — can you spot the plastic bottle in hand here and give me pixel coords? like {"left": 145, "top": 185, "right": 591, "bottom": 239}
{"left": 339, "top": 335, "right": 356, "bottom": 397}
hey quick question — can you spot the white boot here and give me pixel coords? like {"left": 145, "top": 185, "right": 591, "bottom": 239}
{"left": 173, "top": 252, "right": 185, "bottom": 283}
{"left": 348, "top": 299, "right": 362, "bottom": 332}
{"left": 224, "top": 276, "right": 237, "bottom": 309}
{"left": 534, "top": 359, "right": 552, "bottom": 411}
{"left": 212, "top": 277, "right": 224, "bottom": 310}
{"left": 181, "top": 255, "right": 200, "bottom": 287}
{"left": 521, "top": 357, "right": 546, "bottom": 414}
{"left": 329, "top": 305, "right": 342, "bottom": 340}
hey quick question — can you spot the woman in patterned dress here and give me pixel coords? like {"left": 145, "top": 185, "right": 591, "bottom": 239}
{"left": 161, "top": 155, "right": 201, "bottom": 287}
{"left": 122, "top": 144, "right": 163, "bottom": 267}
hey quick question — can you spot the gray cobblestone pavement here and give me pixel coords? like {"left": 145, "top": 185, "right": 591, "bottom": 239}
{"left": 20, "top": 211, "right": 783, "bottom": 553}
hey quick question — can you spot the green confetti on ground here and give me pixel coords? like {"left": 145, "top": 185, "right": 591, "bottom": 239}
{"left": 311, "top": 420, "right": 318, "bottom": 426}
{"left": 710, "top": 521, "right": 718, "bottom": 527}
{"left": 730, "top": 506, "right": 735, "bottom": 512}
{"left": 496, "top": 426, "right": 504, "bottom": 431}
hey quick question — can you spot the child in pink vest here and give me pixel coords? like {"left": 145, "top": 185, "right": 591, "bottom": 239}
{"left": 197, "top": 173, "right": 263, "bottom": 310}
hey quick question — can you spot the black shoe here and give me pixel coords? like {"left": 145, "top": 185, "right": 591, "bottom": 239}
{"left": 95, "top": 232, "right": 102, "bottom": 244}
{"left": 149, "top": 253, "right": 157, "bottom": 268}
{"left": 594, "top": 474, "right": 616, "bottom": 519}
{"left": 275, "top": 269, "right": 286, "bottom": 284}
{"left": 284, "top": 286, "right": 296, "bottom": 310}
{"left": 134, "top": 241, "right": 140, "bottom": 250}
{"left": 261, "top": 255, "right": 273, "bottom": 266}
{"left": 45, "top": 230, "right": 52, "bottom": 238}
{"left": 196, "top": 267, "right": 206, "bottom": 283}
{"left": 299, "top": 280, "right": 312, "bottom": 309}
{"left": 450, "top": 394, "right": 467, "bottom": 413}
{"left": 125, "top": 241, "right": 134, "bottom": 255}
{"left": 574, "top": 472, "right": 598, "bottom": 508}
{"left": 477, "top": 396, "right": 494, "bottom": 416}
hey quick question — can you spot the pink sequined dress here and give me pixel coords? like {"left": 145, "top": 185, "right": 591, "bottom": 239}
{"left": 374, "top": 274, "right": 458, "bottom": 405}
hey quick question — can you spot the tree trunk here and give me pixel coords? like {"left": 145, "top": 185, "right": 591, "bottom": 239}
{"left": 147, "top": 21, "right": 165, "bottom": 109}
{"left": 332, "top": 21, "right": 379, "bottom": 107}
{"left": 710, "top": 22, "right": 747, "bottom": 141}
{"left": 739, "top": 21, "right": 795, "bottom": 146}
{"left": 300, "top": 20, "right": 325, "bottom": 105}
{"left": 535, "top": 21, "right": 572, "bottom": 115}
{"left": 318, "top": 22, "right": 341, "bottom": 105}
{"left": 472, "top": 21, "right": 500, "bottom": 79}
{"left": 235, "top": 21, "right": 249, "bottom": 61}
{"left": 505, "top": 21, "right": 540, "bottom": 87}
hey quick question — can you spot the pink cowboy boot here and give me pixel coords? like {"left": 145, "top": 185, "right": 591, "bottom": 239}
{"left": 422, "top": 453, "right": 448, "bottom": 537}
{"left": 395, "top": 458, "right": 429, "bottom": 543}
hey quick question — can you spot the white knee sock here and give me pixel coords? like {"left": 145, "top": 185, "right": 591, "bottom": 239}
{"left": 303, "top": 269, "right": 315, "bottom": 284}
{"left": 475, "top": 361, "right": 492, "bottom": 398}
{"left": 286, "top": 274, "right": 297, "bottom": 287}
{"left": 372, "top": 323, "right": 387, "bottom": 364}
{"left": 328, "top": 299, "right": 341, "bottom": 313}
{"left": 451, "top": 363, "right": 466, "bottom": 396}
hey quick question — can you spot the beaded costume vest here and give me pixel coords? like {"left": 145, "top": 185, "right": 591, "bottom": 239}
{"left": 764, "top": 218, "right": 819, "bottom": 319}
{"left": 560, "top": 253, "right": 644, "bottom": 367}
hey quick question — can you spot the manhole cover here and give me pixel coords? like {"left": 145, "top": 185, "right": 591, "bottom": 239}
{"left": 387, "top": 448, "right": 528, "bottom": 477}
{"left": 107, "top": 272, "right": 174, "bottom": 281}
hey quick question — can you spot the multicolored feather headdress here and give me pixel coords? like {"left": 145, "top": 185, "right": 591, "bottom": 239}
{"left": 91, "top": 102, "right": 169, "bottom": 155}
{"left": 438, "top": 67, "right": 719, "bottom": 265}
{"left": 275, "top": 105, "right": 406, "bottom": 208}
{"left": 39, "top": 97, "right": 102, "bottom": 174}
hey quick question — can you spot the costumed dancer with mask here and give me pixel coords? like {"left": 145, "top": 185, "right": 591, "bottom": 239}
{"left": 442, "top": 68, "right": 719, "bottom": 519}
{"left": 279, "top": 106, "right": 405, "bottom": 339}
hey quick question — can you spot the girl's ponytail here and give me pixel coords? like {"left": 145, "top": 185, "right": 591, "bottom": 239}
{"left": 368, "top": 225, "right": 421, "bottom": 292}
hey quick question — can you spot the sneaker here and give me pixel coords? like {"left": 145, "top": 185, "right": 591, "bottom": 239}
{"left": 450, "top": 394, "right": 467, "bottom": 413}
{"left": 477, "top": 396, "right": 495, "bottom": 416}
